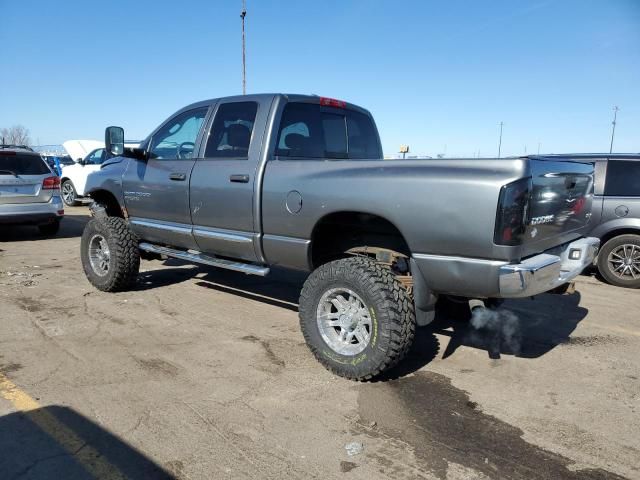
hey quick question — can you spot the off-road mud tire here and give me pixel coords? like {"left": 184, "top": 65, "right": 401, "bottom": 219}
{"left": 81, "top": 217, "right": 139, "bottom": 292}
{"left": 299, "top": 257, "right": 415, "bottom": 381}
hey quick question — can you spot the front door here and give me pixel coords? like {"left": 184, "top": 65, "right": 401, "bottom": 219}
{"left": 190, "top": 99, "right": 271, "bottom": 261}
{"left": 123, "top": 106, "right": 209, "bottom": 249}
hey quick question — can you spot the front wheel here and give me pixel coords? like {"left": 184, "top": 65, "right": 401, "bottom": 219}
{"left": 61, "top": 180, "right": 80, "bottom": 206}
{"left": 299, "top": 257, "right": 415, "bottom": 381}
{"left": 81, "top": 217, "right": 140, "bottom": 291}
{"left": 597, "top": 234, "right": 640, "bottom": 288}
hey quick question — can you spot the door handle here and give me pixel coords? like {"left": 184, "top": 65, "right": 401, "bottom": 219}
{"left": 169, "top": 172, "right": 186, "bottom": 181}
{"left": 230, "top": 174, "right": 250, "bottom": 183}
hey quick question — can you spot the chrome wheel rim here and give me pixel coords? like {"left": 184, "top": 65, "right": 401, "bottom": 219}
{"left": 608, "top": 244, "right": 640, "bottom": 280}
{"left": 62, "top": 183, "right": 74, "bottom": 203}
{"left": 316, "top": 288, "right": 372, "bottom": 356}
{"left": 89, "top": 234, "right": 110, "bottom": 276}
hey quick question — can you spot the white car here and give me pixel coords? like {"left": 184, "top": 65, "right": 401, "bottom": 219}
{"left": 60, "top": 140, "right": 105, "bottom": 206}
{"left": 60, "top": 140, "right": 138, "bottom": 206}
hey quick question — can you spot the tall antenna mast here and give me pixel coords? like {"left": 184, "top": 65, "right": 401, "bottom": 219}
{"left": 241, "top": 0, "right": 247, "bottom": 95}
{"left": 609, "top": 106, "right": 619, "bottom": 154}
{"left": 497, "top": 121, "right": 504, "bottom": 158}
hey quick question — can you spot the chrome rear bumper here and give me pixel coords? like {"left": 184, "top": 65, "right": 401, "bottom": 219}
{"left": 499, "top": 237, "right": 599, "bottom": 297}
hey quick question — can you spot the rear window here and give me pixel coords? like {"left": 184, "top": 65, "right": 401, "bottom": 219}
{"left": 275, "top": 102, "right": 381, "bottom": 159}
{"left": 0, "top": 153, "right": 50, "bottom": 175}
{"left": 604, "top": 160, "right": 640, "bottom": 196}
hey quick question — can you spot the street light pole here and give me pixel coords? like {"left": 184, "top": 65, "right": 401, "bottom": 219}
{"left": 497, "top": 121, "right": 503, "bottom": 158}
{"left": 241, "top": 0, "right": 247, "bottom": 95}
{"left": 609, "top": 106, "right": 619, "bottom": 154}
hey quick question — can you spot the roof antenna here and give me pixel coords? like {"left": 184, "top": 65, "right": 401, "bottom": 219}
{"left": 241, "top": 0, "right": 247, "bottom": 95}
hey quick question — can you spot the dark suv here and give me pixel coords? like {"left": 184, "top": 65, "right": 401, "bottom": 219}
{"left": 536, "top": 154, "right": 640, "bottom": 288}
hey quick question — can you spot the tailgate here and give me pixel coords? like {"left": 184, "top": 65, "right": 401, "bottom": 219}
{"left": 521, "top": 159, "right": 594, "bottom": 255}
{"left": 0, "top": 175, "right": 52, "bottom": 204}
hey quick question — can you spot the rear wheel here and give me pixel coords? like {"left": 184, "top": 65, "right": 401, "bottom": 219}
{"left": 81, "top": 217, "right": 140, "bottom": 291}
{"left": 299, "top": 257, "right": 415, "bottom": 381}
{"left": 38, "top": 219, "right": 61, "bottom": 236}
{"left": 597, "top": 234, "right": 640, "bottom": 288}
{"left": 61, "top": 180, "right": 79, "bottom": 206}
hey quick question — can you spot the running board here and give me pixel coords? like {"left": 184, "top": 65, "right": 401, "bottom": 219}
{"left": 138, "top": 242, "right": 270, "bottom": 276}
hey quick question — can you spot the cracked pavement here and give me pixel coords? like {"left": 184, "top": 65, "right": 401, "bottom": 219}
{"left": 0, "top": 208, "right": 639, "bottom": 479}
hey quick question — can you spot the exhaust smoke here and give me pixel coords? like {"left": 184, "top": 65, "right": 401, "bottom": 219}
{"left": 470, "top": 307, "right": 522, "bottom": 359}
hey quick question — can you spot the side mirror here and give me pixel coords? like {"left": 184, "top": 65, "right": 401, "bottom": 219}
{"left": 105, "top": 126, "right": 125, "bottom": 157}
{"left": 76, "top": 157, "right": 84, "bottom": 164}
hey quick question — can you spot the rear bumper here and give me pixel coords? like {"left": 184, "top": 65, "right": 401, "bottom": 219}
{"left": 498, "top": 237, "right": 599, "bottom": 297}
{"left": 0, "top": 196, "right": 64, "bottom": 225}
{"left": 411, "top": 237, "right": 599, "bottom": 299}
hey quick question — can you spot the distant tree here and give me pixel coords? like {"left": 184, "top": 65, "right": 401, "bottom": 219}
{"left": 0, "top": 125, "right": 31, "bottom": 146}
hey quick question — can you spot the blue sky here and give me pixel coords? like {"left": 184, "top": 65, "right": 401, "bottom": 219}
{"left": 1, "top": 0, "right": 638, "bottom": 157}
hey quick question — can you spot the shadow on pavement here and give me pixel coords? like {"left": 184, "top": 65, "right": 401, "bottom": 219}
{"left": 0, "top": 406, "right": 174, "bottom": 479}
{"left": 0, "top": 213, "right": 90, "bottom": 242}
{"left": 196, "top": 266, "right": 306, "bottom": 312}
{"left": 134, "top": 260, "right": 589, "bottom": 373}
{"left": 430, "top": 291, "right": 588, "bottom": 360}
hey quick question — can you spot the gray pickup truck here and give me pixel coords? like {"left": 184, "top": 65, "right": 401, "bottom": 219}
{"left": 81, "top": 93, "right": 599, "bottom": 380}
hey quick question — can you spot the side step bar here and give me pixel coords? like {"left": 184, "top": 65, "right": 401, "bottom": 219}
{"left": 138, "top": 242, "right": 270, "bottom": 276}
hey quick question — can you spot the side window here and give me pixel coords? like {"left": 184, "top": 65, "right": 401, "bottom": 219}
{"left": 86, "top": 149, "right": 105, "bottom": 165}
{"left": 275, "top": 103, "right": 323, "bottom": 158}
{"left": 275, "top": 102, "right": 381, "bottom": 159}
{"left": 149, "top": 107, "right": 208, "bottom": 160}
{"left": 604, "top": 161, "right": 640, "bottom": 196}
{"left": 204, "top": 102, "right": 258, "bottom": 159}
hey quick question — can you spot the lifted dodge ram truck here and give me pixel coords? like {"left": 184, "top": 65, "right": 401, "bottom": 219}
{"left": 81, "top": 93, "right": 599, "bottom": 380}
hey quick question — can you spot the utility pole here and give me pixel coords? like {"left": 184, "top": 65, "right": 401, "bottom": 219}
{"left": 241, "top": 0, "right": 247, "bottom": 95}
{"left": 537, "top": 142, "right": 541, "bottom": 155}
{"left": 497, "top": 121, "right": 504, "bottom": 158}
{"left": 609, "top": 106, "right": 619, "bottom": 154}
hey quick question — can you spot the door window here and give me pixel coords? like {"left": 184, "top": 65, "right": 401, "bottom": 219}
{"left": 204, "top": 102, "right": 258, "bottom": 159}
{"left": 85, "top": 148, "right": 106, "bottom": 165}
{"left": 149, "top": 107, "right": 208, "bottom": 160}
{"left": 604, "top": 161, "right": 640, "bottom": 196}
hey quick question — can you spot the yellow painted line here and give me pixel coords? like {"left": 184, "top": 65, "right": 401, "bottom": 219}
{"left": 0, "top": 372, "right": 127, "bottom": 480}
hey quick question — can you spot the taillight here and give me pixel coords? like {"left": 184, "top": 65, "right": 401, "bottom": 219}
{"left": 42, "top": 176, "right": 61, "bottom": 190}
{"left": 319, "top": 97, "right": 346, "bottom": 108}
{"left": 494, "top": 177, "right": 531, "bottom": 246}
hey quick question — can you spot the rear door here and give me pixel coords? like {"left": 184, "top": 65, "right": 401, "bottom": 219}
{"left": 190, "top": 99, "right": 270, "bottom": 261}
{"left": 600, "top": 159, "right": 640, "bottom": 225}
{"left": 0, "top": 152, "right": 54, "bottom": 205}
{"left": 122, "top": 106, "right": 209, "bottom": 249}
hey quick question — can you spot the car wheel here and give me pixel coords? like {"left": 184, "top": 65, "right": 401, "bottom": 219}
{"left": 61, "top": 180, "right": 79, "bottom": 206}
{"left": 597, "top": 234, "right": 640, "bottom": 288}
{"left": 298, "top": 257, "right": 415, "bottom": 381}
{"left": 81, "top": 217, "right": 140, "bottom": 292}
{"left": 38, "top": 219, "right": 61, "bottom": 236}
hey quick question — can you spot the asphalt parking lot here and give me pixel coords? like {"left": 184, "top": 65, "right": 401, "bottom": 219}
{"left": 0, "top": 207, "right": 639, "bottom": 480}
